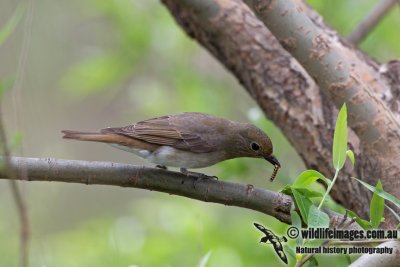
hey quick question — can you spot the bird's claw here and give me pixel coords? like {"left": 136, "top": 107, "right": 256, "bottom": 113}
{"left": 180, "top": 168, "right": 218, "bottom": 180}
{"left": 156, "top": 165, "right": 168, "bottom": 170}
{"left": 180, "top": 168, "right": 218, "bottom": 188}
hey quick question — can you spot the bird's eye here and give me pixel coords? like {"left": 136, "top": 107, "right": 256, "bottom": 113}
{"left": 251, "top": 142, "right": 260, "bottom": 151}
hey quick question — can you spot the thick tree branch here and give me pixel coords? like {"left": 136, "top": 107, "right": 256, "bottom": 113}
{"left": 0, "top": 156, "right": 357, "bottom": 228}
{"left": 242, "top": 0, "right": 400, "bottom": 225}
{"left": 347, "top": 0, "right": 399, "bottom": 45}
{"left": 241, "top": 0, "right": 400, "bottom": 167}
{"left": 242, "top": 0, "right": 400, "bottom": 172}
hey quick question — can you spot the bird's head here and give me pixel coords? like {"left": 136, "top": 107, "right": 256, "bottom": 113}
{"left": 233, "top": 123, "right": 280, "bottom": 168}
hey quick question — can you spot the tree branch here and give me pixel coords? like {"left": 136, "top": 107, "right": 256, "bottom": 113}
{"left": 161, "top": 0, "right": 371, "bottom": 220}
{"left": 243, "top": 0, "right": 400, "bottom": 226}
{"left": 0, "top": 156, "right": 358, "bottom": 228}
{"left": 347, "top": 0, "right": 399, "bottom": 45}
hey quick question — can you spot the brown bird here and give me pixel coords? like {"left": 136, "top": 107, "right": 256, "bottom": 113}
{"left": 62, "top": 112, "right": 280, "bottom": 180}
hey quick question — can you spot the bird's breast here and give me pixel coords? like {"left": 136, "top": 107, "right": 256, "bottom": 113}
{"left": 109, "top": 143, "right": 226, "bottom": 168}
{"left": 109, "top": 144, "right": 152, "bottom": 158}
{"left": 148, "top": 146, "right": 226, "bottom": 168}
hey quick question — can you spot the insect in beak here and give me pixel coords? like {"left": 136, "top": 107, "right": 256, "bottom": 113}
{"left": 264, "top": 155, "right": 280, "bottom": 181}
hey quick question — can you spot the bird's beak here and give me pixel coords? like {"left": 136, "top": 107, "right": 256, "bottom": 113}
{"left": 264, "top": 155, "right": 280, "bottom": 167}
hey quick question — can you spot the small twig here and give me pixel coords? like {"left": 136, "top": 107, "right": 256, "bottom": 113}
{"left": 0, "top": 108, "right": 29, "bottom": 267}
{"left": 347, "top": 0, "right": 398, "bottom": 44}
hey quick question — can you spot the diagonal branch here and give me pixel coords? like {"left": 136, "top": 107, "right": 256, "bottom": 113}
{"left": 0, "top": 156, "right": 357, "bottom": 228}
{"left": 243, "top": 0, "right": 400, "bottom": 226}
{"left": 347, "top": 0, "right": 399, "bottom": 45}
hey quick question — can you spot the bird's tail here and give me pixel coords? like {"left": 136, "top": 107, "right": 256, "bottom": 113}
{"left": 61, "top": 130, "right": 115, "bottom": 143}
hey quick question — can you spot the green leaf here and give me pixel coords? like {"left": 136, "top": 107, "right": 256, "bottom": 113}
{"left": 305, "top": 256, "right": 318, "bottom": 267}
{"left": 291, "top": 209, "right": 302, "bottom": 230}
{"left": 332, "top": 103, "right": 348, "bottom": 170}
{"left": 292, "top": 189, "right": 313, "bottom": 223}
{"left": 352, "top": 177, "right": 400, "bottom": 209}
{"left": 285, "top": 246, "right": 296, "bottom": 262}
{"left": 294, "top": 188, "right": 323, "bottom": 198}
{"left": 346, "top": 149, "right": 355, "bottom": 168}
{"left": 307, "top": 205, "right": 330, "bottom": 228}
{"left": 347, "top": 210, "right": 371, "bottom": 230}
{"left": 344, "top": 254, "right": 352, "bottom": 265}
{"left": 0, "top": 3, "right": 25, "bottom": 46}
{"left": 281, "top": 185, "right": 323, "bottom": 198}
{"left": 296, "top": 253, "right": 303, "bottom": 263}
{"left": 290, "top": 203, "right": 303, "bottom": 246}
{"left": 197, "top": 251, "right": 212, "bottom": 267}
{"left": 370, "top": 180, "right": 385, "bottom": 228}
{"left": 280, "top": 184, "right": 293, "bottom": 195}
{"left": 292, "top": 170, "right": 331, "bottom": 188}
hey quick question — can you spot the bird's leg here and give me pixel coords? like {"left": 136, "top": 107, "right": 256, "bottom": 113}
{"left": 156, "top": 165, "right": 168, "bottom": 170}
{"left": 180, "top": 168, "right": 218, "bottom": 189}
{"left": 180, "top": 168, "right": 218, "bottom": 180}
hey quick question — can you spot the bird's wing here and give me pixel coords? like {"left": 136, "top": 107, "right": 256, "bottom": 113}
{"left": 101, "top": 115, "right": 217, "bottom": 153}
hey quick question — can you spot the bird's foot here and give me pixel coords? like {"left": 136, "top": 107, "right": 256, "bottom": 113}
{"left": 180, "top": 168, "right": 218, "bottom": 188}
{"left": 156, "top": 165, "right": 168, "bottom": 170}
{"left": 180, "top": 168, "right": 218, "bottom": 180}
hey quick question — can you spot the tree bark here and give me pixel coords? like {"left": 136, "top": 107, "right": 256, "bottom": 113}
{"left": 161, "top": 0, "right": 399, "bottom": 227}
{"left": 0, "top": 157, "right": 357, "bottom": 229}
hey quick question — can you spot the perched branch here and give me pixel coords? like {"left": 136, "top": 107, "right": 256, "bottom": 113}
{"left": 347, "top": 0, "right": 399, "bottom": 44}
{"left": 0, "top": 156, "right": 358, "bottom": 228}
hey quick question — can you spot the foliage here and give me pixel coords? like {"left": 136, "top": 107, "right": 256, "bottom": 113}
{"left": 286, "top": 103, "right": 400, "bottom": 265}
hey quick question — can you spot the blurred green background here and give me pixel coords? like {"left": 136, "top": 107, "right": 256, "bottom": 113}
{"left": 0, "top": 0, "right": 398, "bottom": 266}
